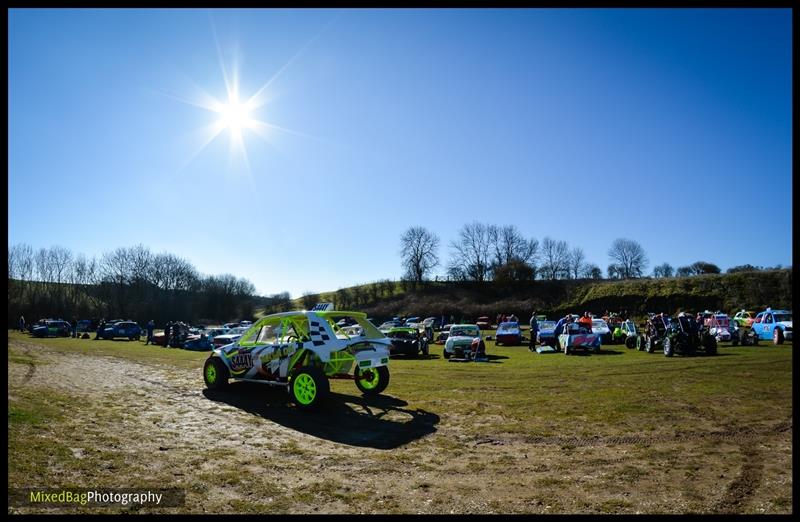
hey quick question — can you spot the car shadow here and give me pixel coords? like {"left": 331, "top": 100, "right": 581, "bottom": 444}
{"left": 390, "top": 353, "right": 441, "bottom": 360}
{"left": 203, "top": 383, "right": 439, "bottom": 450}
{"left": 567, "top": 349, "right": 625, "bottom": 356}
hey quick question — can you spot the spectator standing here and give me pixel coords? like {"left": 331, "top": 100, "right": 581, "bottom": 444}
{"left": 164, "top": 322, "right": 172, "bottom": 348}
{"left": 71, "top": 317, "right": 78, "bottom": 338}
{"left": 529, "top": 311, "right": 539, "bottom": 351}
{"left": 578, "top": 311, "right": 593, "bottom": 333}
{"left": 19, "top": 315, "right": 26, "bottom": 332}
{"left": 145, "top": 319, "right": 155, "bottom": 345}
{"left": 94, "top": 319, "right": 106, "bottom": 340}
{"left": 553, "top": 314, "right": 570, "bottom": 338}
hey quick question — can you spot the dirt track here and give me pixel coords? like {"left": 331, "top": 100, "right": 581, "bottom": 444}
{"left": 8, "top": 340, "right": 793, "bottom": 514}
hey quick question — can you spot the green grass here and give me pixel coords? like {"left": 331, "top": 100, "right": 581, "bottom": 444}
{"left": 9, "top": 330, "right": 792, "bottom": 439}
{"left": 7, "top": 329, "right": 793, "bottom": 514}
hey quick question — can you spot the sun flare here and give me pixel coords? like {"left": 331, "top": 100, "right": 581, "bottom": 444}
{"left": 216, "top": 98, "right": 253, "bottom": 134}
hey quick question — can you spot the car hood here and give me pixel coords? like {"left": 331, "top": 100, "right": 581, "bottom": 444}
{"left": 448, "top": 335, "right": 479, "bottom": 344}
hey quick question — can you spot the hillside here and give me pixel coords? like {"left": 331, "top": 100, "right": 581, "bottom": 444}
{"left": 291, "top": 269, "right": 793, "bottom": 321}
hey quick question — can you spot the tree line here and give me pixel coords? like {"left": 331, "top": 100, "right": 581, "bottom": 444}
{"left": 7, "top": 243, "right": 257, "bottom": 327}
{"left": 399, "top": 223, "right": 787, "bottom": 284}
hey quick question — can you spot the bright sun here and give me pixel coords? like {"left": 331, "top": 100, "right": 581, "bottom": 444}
{"left": 217, "top": 98, "right": 253, "bottom": 134}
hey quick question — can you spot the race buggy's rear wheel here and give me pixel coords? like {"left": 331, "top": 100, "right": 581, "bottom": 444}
{"left": 355, "top": 366, "right": 390, "bottom": 396}
{"left": 203, "top": 357, "right": 229, "bottom": 390}
{"left": 289, "top": 366, "right": 329, "bottom": 410}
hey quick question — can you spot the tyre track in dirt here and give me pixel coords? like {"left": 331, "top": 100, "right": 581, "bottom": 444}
{"left": 469, "top": 419, "right": 792, "bottom": 448}
{"left": 711, "top": 444, "right": 764, "bottom": 514}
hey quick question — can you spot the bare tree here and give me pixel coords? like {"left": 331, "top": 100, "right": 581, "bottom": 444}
{"left": 487, "top": 225, "right": 538, "bottom": 276}
{"left": 399, "top": 226, "right": 440, "bottom": 284}
{"left": 582, "top": 263, "right": 603, "bottom": 279}
{"left": 653, "top": 263, "right": 674, "bottom": 278}
{"left": 539, "top": 237, "right": 570, "bottom": 280}
{"left": 448, "top": 222, "right": 492, "bottom": 282}
{"left": 568, "top": 247, "right": 586, "bottom": 279}
{"left": 607, "top": 238, "right": 649, "bottom": 279}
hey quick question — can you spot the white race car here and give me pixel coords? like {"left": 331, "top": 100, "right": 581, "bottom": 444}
{"left": 203, "top": 304, "right": 391, "bottom": 409}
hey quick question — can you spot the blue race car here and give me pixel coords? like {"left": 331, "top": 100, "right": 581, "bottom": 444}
{"left": 751, "top": 308, "right": 792, "bottom": 345}
{"left": 32, "top": 319, "right": 71, "bottom": 338}
{"left": 100, "top": 321, "right": 142, "bottom": 340}
{"left": 536, "top": 320, "right": 557, "bottom": 347}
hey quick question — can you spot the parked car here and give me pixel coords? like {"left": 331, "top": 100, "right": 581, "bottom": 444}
{"left": 614, "top": 319, "right": 642, "bottom": 350}
{"left": 212, "top": 326, "right": 249, "bottom": 348}
{"left": 377, "top": 321, "right": 397, "bottom": 334}
{"left": 422, "top": 317, "right": 442, "bottom": 330}
{"left": 444, "top": 324, "right": 483, "bottom": 359}
{"left": 476, "top": 316, "right": 492, "bottom": 330}
{"left": 495, "top": 321, "right": 522, "bottom": 346}
{"left": 436, "top": 324, "right": 454, "bottom": 344}
{"left": 706, "top": 313, "right": 732, "bottom": 343}
{"left": 99, "top": 321, "right": 142, "bottom": 341}
{"left": 203, "top": 309, "right": 392, "bottom": 410}
{"left": 558, "top": 321, "right": 601, "bottom": 355}
{"left": 384, "top": 326, "right": 429, "bottom": 357}
{"left": 183, "top": 334, "right": 214, "bottom": 351}
{"left": 591, "top": 319, "right": 612, "bottom": 345}
{"left": 751, "top": 308, "right": 792, "bottom": 345}
{"left": 32, "top": 319, "right": 71, "bottom": 338}
{"left": 403, "top": 317, "right": 421, "bottom": 327}
{"left": 732, "top": 310, "right": 757, "bottom": 328}
{"left": 536, "top": 320, "right": 557, "bottom": 348}
{"left": 76, "top": 319, "right": 94, "bottom": 333}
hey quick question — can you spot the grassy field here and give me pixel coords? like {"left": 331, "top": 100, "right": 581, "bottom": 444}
{"left": 7, "top": 329, "right": 792, "bottom": 514}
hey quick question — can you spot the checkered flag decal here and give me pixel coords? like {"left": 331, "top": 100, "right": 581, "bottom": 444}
{"left": 308, "top": 321, "right": 330, "bottom": 346}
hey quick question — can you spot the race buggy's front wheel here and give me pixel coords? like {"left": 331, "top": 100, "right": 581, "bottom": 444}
{"left": 355, "top": 366, "right": 390, "bottom": 396}
{"left": 663, "top": 337, "right": 673, "bottom": 357}
{"left": 625, "top": 336, "right": 637, "bottom": 349}
{"left": 203, "top": 357, "right": 229, "bottom": 390}
{"left": 289, "top": 366, "right": 330, "bottom": 410}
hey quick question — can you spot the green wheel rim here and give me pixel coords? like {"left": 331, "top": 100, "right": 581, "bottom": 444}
{"left": 293, "top": 373, "right": 317, "bottom": 405}
{"left": 358, "top": 369, "right": 380, "bottom": 390}
{"left": 205, "top": 364, "right": 217, "bottom": 384}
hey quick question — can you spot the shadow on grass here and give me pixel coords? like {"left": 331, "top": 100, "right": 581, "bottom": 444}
{"left": 567, "top": 349, "right": 625, "bottom": 356}
{"left": 390, "top": 353, "right": 441, "bottom": 360}
{"left": 203, "top": 383, "right": 439, "bottom": 450}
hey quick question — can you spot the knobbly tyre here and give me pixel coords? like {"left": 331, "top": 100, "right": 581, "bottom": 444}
{"left": 203, "top": 304, "right": 392, "bottom": 410}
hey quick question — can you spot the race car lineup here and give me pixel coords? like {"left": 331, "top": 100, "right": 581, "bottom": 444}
{"left": 20, "top": 305, "right": 791, "bottom": 409}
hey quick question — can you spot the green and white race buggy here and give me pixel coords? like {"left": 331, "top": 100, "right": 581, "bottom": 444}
{"left": 203, "top": 305, "right": 392, "bottom": 409}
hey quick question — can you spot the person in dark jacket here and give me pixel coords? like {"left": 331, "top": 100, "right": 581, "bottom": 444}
{"left": 145, "top": 320, "right": 155, "bottom": 345}
{"left": 94, "top": 319, "right": 106, "bottom": 340}
{"left": 529, "top": 311, "right": 539, "bottom": 351}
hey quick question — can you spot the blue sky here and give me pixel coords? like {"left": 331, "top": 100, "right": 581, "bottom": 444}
{"left": 8, "top": 8, "right": 792, "bottom": 297}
